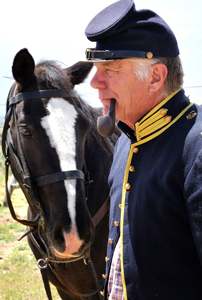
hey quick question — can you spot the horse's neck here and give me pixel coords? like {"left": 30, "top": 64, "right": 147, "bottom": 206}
{"left": 84, "top": 129, "right": 113, "bottom": 216}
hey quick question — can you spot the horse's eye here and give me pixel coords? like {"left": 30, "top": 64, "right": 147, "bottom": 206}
{"left": 21, "top": 128, "right": 32, "bottom": 136}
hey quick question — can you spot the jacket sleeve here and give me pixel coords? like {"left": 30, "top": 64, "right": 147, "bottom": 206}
{"left": 184, "top": 147, "right": 202, "bottom": 265}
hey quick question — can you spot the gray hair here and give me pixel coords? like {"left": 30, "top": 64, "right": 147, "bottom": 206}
{"left": 129, "top": 56, "right": 184, "bottom": 96}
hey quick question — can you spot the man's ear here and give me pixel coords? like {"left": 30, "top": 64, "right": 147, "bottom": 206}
{"left": 148, "top": 63, "right": 167, "bottom": 92}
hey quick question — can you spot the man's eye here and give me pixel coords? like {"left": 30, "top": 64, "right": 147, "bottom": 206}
{"left": 106, "top": 68, "right": 116, "bottom": 74}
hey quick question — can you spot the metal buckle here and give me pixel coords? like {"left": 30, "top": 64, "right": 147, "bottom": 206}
{"left": 86, "top": 48, "right": 92, "bottom": 60}
{"left": 85, "top": 48, "right": 115, "bottom": 60}
{"left": 5, "top": 157, "right": 10, "bottom": 166}
{"left": 23, "top": 176, "right": 32, "bottom": 191}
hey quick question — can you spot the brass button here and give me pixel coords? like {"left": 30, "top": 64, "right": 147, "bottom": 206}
{"left": 102, "top": 274, "right": 107, "bottom": 279}
{"left": 119, "top": 204, "right": 122, "bottom": 209}
{"left": 160, "top": 108, "right": 168, "bottom": 116}
{"left": 105, "top": 256, "right": 109, "bottom": 263}
{"left": 164, "top": 116, "right": 172, "bottom": 123}
{"left": 114, "top": 221, "right": 119, "bottom": 227}
{"left": 100, "top": 291, "right": 104, "bottom": 296}
{"left": 109, "top": 238, "right": 114, "bottom": 244}
{"left": 129, "top": 165, "right": 135, "bottom": 172}
{"left": 146, "top": 51, "right": 153, "bottom": 59}
{"left": 133, "top": 147, "right": 139, "bottom": 153}
{"left": 125, "top": 183, "right": 131, "bottom": 190}
{"left": 186, "top": 111, "right": 197, "bottom": 120}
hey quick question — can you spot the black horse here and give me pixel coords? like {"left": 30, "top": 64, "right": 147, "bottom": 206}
{"left": 2, "top": 49, "right": 120, "bottom": 299}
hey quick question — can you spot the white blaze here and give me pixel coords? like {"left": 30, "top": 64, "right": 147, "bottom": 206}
{"left": 41, "top": 98, "right": 80, "bottom": 237}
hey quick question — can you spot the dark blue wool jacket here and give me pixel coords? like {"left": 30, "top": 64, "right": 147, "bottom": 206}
{"left": 104, "top": 89, "right": 202, "bottom": 300}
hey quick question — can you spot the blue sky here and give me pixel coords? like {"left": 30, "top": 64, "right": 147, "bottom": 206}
{"left": 0, "top": 0, "right": 202, "bottom": 117}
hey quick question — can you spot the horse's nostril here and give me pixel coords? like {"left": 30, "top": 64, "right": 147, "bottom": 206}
{"left": 54, "top": 226, "right": 65, "bottom": 245}
{"left": 64, "top": 225, "right": 72, "bottom": 234}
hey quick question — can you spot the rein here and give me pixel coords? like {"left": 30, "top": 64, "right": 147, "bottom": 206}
{"left": 2, "top": 89, "right": 110, "bottom": 299}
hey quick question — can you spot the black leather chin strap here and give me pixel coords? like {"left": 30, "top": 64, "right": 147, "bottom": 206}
{"left": 86, "top": 48, "right": 149, "bottom": 60}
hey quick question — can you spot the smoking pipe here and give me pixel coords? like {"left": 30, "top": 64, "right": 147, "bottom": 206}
{"left": 97, "top": 98, "right": 116, "bottom": 137}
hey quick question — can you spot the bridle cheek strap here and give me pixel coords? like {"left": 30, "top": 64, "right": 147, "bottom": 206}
{"left": 5, "top": 160, "right": 41, "bottom": 228}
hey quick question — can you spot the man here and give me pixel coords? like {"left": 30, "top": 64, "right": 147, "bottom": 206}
{"left": 85, "top": 1, "right": 202, "bottom": 299}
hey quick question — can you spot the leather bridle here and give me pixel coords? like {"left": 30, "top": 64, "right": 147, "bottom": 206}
{"left": 2, "top": 89, "right": 87, "bottom": 229}
{"left": 2, "top": 88, "right": 110, "bottom": 299}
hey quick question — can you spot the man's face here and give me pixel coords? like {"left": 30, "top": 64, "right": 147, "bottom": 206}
{"left": 90, "top": 59, "right": 151, "bottom": 129}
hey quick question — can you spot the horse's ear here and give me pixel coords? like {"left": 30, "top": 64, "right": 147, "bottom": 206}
{"left": 12, "top": 48, "right": 35, "bottom": 86}
{"left": 66, "top": 62, "right": 93, "bottom": 87}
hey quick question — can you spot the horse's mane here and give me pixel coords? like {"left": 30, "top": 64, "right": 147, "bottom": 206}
{"left": 34, "top": 60, "right": 120, "bottom": 153}
{"left": 80, "top": 100, "right": 120, "bottom": 154}
{"left": 75, "top": 96, "right": 119, "bottom": 154}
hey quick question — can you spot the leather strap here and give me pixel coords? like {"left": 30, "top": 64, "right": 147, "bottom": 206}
{"left": 40, "top": 269, "right": 53, "bottom": 300}
{"left": 53, "top": 258, "right": 103, "bottom": 299}
{"left": 2, "top": 106, "right": 12, "bottom": 158}
{"left": 5, "top": 161, "right": 41, "bottom": 227}
{"left": 9, "top": 89, "right": 77, "bottom": 106}
{"left": 93, "top": 196, "right": 110, "bottom": 226}
{"left": 86, "top": 48, "right": 148, "bottom": 60}
{"left": 33, "top": 170, "right": 85, "bottom": 188}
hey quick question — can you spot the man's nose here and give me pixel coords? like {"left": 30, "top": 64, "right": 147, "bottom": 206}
{"left": 90, "top": 70, "right": 106, "bottom": 90}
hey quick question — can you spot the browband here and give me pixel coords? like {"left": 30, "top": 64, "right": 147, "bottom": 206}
{"left": 9, "top": 89, "right": 78, "bottom": 106}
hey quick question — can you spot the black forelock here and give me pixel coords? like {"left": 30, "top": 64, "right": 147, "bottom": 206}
{"left": 35, "top": 60, "right": 72, "bottom": 93}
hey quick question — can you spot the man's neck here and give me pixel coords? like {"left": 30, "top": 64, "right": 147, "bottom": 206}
{"left": 125, "top": 92, "right": 167, "bottom": 130}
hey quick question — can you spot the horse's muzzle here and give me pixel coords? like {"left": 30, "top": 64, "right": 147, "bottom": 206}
{"left": 53, "top": 222, "right": 94, "bottom": 259}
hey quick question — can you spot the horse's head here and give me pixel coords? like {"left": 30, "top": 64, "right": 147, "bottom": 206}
{"left": 6, "top": 49, "right": 95, "bottom": 259}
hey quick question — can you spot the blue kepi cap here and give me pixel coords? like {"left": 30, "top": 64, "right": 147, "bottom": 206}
{"left": 85, "top": 0, "right": 179, "bottom": 61}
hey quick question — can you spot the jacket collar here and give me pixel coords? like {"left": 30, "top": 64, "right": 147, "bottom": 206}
{"left": 118, "top": 89, "right": 183, "bottom": 141}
